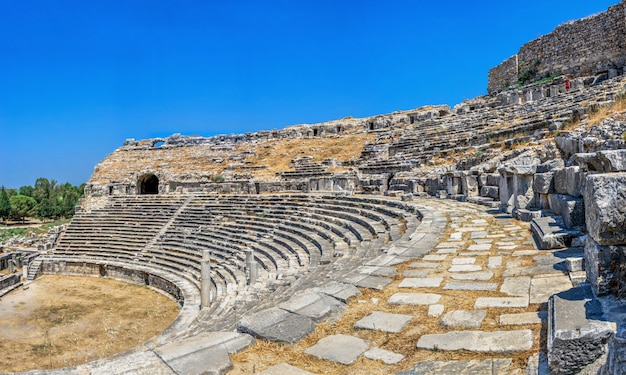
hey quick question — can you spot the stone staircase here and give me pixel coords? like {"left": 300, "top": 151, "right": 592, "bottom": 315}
{"left": 26, "top": 257, "right": 43, "bottom": 281}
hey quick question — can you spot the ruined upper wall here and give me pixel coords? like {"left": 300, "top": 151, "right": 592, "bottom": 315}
{"left": 488, "top": 1, "right": 626, "bottom": 94}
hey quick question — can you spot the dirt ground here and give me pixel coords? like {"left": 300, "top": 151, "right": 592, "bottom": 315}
{"left": 0, "top": 275, "right": 180, "bottom": 373}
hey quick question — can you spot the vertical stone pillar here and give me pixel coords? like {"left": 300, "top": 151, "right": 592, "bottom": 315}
{"left": 245, "top": 249, "right": 258, "bottom": 285}
{"left": 23, "top": 263, "right": 28, "bottom": 280}
{"left": 200, "top": 250, "right": 211, "bottom": 309}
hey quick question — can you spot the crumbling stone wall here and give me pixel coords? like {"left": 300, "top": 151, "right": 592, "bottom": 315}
{"left": 488, "top": 1, "right": 626, "bottom": 93}
{"left": 487, "top": 55, "right": 518, "bottom": 94}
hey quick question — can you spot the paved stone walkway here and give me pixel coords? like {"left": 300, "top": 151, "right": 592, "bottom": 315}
{"left": 232, "top": 198, "right": 580, "bottom": 374}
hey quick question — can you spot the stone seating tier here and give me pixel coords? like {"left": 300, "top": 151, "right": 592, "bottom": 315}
{"left": 46, "top": 193, "right": 420, "bottom": 325}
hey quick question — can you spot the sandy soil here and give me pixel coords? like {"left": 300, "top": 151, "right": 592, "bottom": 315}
{"left": 0, "top": 275, "right": 180, "bottom": 373}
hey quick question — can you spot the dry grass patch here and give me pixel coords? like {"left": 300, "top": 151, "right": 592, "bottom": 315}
{"left": 238, "top": 134, "right": 375, "bottom": 178}
{"left": 0, "top": 275, "right": 180, "bottom": 372}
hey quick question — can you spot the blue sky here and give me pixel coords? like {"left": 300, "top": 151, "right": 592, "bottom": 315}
{"left": 0, "top": 0, "right": 618, "bottom": 188}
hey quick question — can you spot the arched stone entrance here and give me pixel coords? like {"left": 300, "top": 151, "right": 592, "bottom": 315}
{"left": 138, "top": 174, "right": 159, "bottom": 195}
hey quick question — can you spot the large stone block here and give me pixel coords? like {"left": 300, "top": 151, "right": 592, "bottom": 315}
{"left": 579, "top": 150, "right": 626, "bottom": 173}
{"left": 486, "top": 173, "right": 500, "bottom": 187}
{"left": 536, "top": 159, "right": 564, "bottom": 173}
{"left": 533, "top": 172, "right": 555, "bottom": 194}
{"left": 513, "top": 173, "right": 536, "bottom": 210}
{"left": 237, "top": 307, "right": 315, "bottom": 344}
{"left": 462, "top": 175, "right": 479, "bottom": 197}
{"left": 548, "top": 194, "right": 585, "bottom": 230}
{"left": 565, "top": 166, "right": 584, "bottom": 197}
{"left": 585, "top": 173, "right": 626, "bottom": 246}
{"left": 585, "top": 236, "right": 626, "bottom": 297}
{"left": 554, "top": 168, "right": 568, "bottom": 195}
{"left": 548, "top": 285, "right": 615, "bottom": 374}
{"left": 480, "top": 185, "right": 499, "bottom": 199}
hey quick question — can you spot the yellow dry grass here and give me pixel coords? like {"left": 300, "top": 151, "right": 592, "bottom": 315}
{"left": 237, "top": 134, "right": 375, "bottom": 178}
{"left": 0, "top": 275, "right": 180, "bottom": 372}
{"left": 586, "top": 97, "right": 626, "bottom": 127}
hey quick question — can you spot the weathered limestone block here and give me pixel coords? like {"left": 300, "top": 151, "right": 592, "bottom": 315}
{"left": 566, "top": 166, "right": 584, "bottom": 197}
{"left": 548, "top": 285, "right": 615, "bottom": 374}
{"left": 486, "top": 173, "right": 500, "bottom": 187}
{"left": 555, "top": 136, "right": 581, "bottom": 160}
{"left": 554, "top": 168, "right": 568, "bottom": 195}
{"left": 534, "top": 172, "right": 555, "bottom": 194}
{"left": 585, "top": 236, "right": 626, "bottom": 297}
{"left": 480, "top": 186, "right": 499, "bottom": 199}
{"left": 582, "top": 150, "right": 626, "bottom": 173}
{"left": 531, "top": 216, "right": 580, "bottom": 250}
{"left": 462, "top": 175, "right": 479, "bottom": 197}
{"left": 537, "top": 159, "right": 565, "bottom": 173}
{"left": 512, "top": 170, "right": 536, "bottom": 210}
{"left": 606, "top": 321, "right": 626, "bottom": 375}
{"left": 236, "top": 307, "right": 315, "bottom": 344}
{"left": 554, "top": 167, "right": 584, "bottom": 197}
{"left": 584, "top": 173, "right": 626, "bottom": 246}
{"left": 445, "top": 175, "right": 462, "bottom": 195}
{"left": 548, "top": 194, "right": 585, "bottom": 230}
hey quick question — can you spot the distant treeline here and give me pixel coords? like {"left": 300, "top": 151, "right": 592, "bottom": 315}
{"left": 0, "top": 178, "right": 85, "bottom": 222}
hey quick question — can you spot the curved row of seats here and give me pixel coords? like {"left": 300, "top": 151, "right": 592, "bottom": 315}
{"left": 359, "top": 76, "right": 626, "bottom": 173}
{"left": 48, "top": 193, "right": 421, "bottom": 315}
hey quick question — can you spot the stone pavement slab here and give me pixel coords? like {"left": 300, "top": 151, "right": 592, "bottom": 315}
{"left": 441, "top": 310, "right": 486, "bottom": 328}
{"left": 500, "top": 276, "right": 531, "bottom": 297}
{"left": 314, "top": 281, "right": 361, "bottom": 303}
{"left": 90, "top": 351, "right": 176, "bottom": 375}
{"left": 443, "top": 281, "right": 497, "bottom": 291}
{"left": 389, "top": 293, "right": 441, "bottom": 305}
{"left": 475, "top": 297, "right": 529, "bottom": 308}
{"left": 451, "top": 257, "right": 476, "bottom": 265}
{"left": 416, "top": 330, "right": 533, "bottom": 352}
{"left": 471, "top": 231, "right": 488, "bottom": 239}
{"left": 402, "top": 269, "right": 430, "bottom": 278}
{"left": 449, "top": 264, "right": 482, "bottom": 272}
{"left": 237, "top": 307, "right": 315, "bottom": 344}
{"left": 397, "top": 358, "right": 512, "bottom": 375}
{"left": 499, "top": 311, "right": 547, "bottom": 326}
{"left": 364, "top": 347, "right": 404, "bottom": 364}
{"left": 530, "top": 274, "right": 573, "bottom": 304}
{"left": 278, "top": 291, "right": 347, "bottom": 322}
{"left": 459, "top": 251, "right": 490, "bottom": 256}
{"left": 436, "top": 248, "right": 458, "bottom": 254}
{"left": 260, "top": 363, "right": 317, "bottom": 375}
{"left": 304, "top": 334, "right": 369, "bottom": 365}
{"left": 343, "top": 274, "right": 393, "bottom": 290}
{"left": 503, "top": 265, "right": 567, "bottom": 277}
{"left": 155, "top": 331, "right": 255, "bottom": 375}
{"left": 513, "top": 250, "right": 540, "bottom": 256}
{"left": 407, "top": 261, "right": 439, "bottom": 268}
{"left": 437, "top": 242, "right": 464, "bottom": 248}
{"left": 355, "top": 311, "right": 413, "bottom": 333}
{"left": 422, "top": 254, "right": 446, "bottom": 261}
{"left": 468, "top": 244, "right": 492, "bottom": 251}
{"left": 449, "top": 270, "right": 493, "bottom": 280}
{"left": 398, "top": 277, "right": 442, "bottom": 288}
{"left": 365, "top": 254, "right": 408, "bottom": 267}
{"left": 356, "top": 265, "right": 398, "bottom": 277}
{"left": 428, "top": 304, "right": 444, "bottom": 316}
{"left": 488, "top": 256, "right": 502, "bottom": 268}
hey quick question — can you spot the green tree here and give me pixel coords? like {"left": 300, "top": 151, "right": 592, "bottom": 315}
{"left": 33, "top": 177, "right": 55, "bottom": 202}
{"left": 18, "top": 185, "right": 34, "bottom": 197}
{"left": 0, "top": 187, "right": 10, "bottom": 223}
{"left": 35, "top": 198, "right": 55, "bottom": 221}
{"left": 9, "top": 195, "right": 36, "bottom": 223}
{"left": 5, "top": 188, "right": 17, "bottom": 199}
